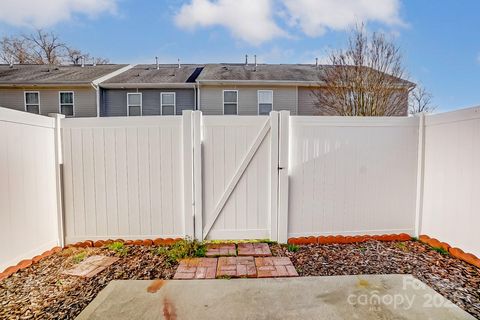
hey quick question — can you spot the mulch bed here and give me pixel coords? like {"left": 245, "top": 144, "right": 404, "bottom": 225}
{"left": 1, "top": 240, "right": 479, "bottom": 319}
{"left": 271, "top": 240, "right": 480, "bottom": 319}
{"left": 0, "top": 245, "right": 177, "bottom": 319}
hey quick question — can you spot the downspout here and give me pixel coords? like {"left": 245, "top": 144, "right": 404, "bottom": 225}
{"left": 91, "top": 82, "right": 100, "bottom": 117}
{"left": 196, "top": 80, "right": 201, "bottom": 112}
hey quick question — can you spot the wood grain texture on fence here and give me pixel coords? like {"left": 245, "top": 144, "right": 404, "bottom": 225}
{"left": 422, "top": 107, "right": 480, "bottom": 256}
{"left": 288, "top": 116, "right": 419, "bottom": 238}
{"left": 61, "top": 116, "right": 185, "bottom": 243}
{"left": 0, "top": 108, "right": 58, "bottom": 271}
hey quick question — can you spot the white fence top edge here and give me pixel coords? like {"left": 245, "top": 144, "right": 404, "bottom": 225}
{"left": 0, "top": 106, "right": 55, "bottom": 129}
{"left": 61, "top": 115, "right": 182, "bottom": 128}
{"left": 290, "top": 115, "right": 419, "bottom": 127}
{"left": 202, "top": 115, "right": 270, "bottom": 126}
{"left": 426, "top": 106, "right": 480, "bottom": 126}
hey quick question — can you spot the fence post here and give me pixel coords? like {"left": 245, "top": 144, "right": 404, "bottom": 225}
{"left": 182, "top": 110, "right": 195, "bottom": 238}
{"left": 192, "top": 111, "right": 203, "bottom": 240}
{"left": 415, "top": 113, "right": 426, "bottom": 237}
{"left": 269, "top": 111, "right": 279, "bottom": 241}
{"left": 49, "top": 113, "right": 65, "bottom": 247}
{"left": 277, "top": 111, "right": 290, "bottom": 243}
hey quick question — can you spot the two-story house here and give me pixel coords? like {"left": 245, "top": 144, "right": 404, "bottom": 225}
{"left": 0, "top": 64, "right": 131, "bottom": 117}
{"left": 196, "top": 63, "right": 413, "bottom": 116}
{"left": 99, "top": 64, "right": 203, "bottom": 116}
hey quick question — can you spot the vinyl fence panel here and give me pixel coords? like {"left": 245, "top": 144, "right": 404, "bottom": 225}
{"left": 288, "top": 116, "right": 419, "bottom": 238}
{"left": 0, "top": 108, "right": 59, "bottom": 271}
{"left": 422, "top": 107, "right": 480, "bottom": 256}
{"left": 61, "top": 116, "right": 187, "bottom": 243}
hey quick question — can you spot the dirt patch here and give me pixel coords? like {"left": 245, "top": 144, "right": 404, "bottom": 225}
{"left": 271, "top": 240, "right": 480, "bottom": 319}
{"left": 0, "top": 245, "right": 177, "bottom": 319}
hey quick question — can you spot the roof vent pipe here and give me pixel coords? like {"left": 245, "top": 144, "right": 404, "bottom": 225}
{"left": 155, "top": 56, "right": 159, "bottom": 70}
{"left": 178, "top": 58, "right": 181, "bottom": 68}
{"left": 81, "top": 56, "right": 85, "bottom": 67}
{"left": 245, "top": 54, "right": 248, "bottom": 66}
{"left": 315, "top": 57, "right": 318, "bottom": 68}
{"left": 254, "top": 54, "right": 257, "bottom": 71}
{"left": 9, "top": 57, "right": 13, "bottom": 68}
{"left": 93, "top": 58, "right": 97, "bottom": 67}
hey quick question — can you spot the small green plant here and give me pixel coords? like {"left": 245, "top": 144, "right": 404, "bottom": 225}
{"left": 156, "top": 239, "right": 206, "bottom": 264}
{"left": 411, "top": 236, "right": 419, "bottom": 242}
{"left": 395, "top": 242, "right": 409, "bottom": 252}
{"left": 358, "top": 247, "right": 367, "bottom": 253}
{"left": 107, "top": 241, "right": 129, "bottom": 256}
{"left": 72, "top": 251, "right": 86, "bottom": 264}
{"left": 432, "top": 247, "right": 449, "bottom": 255}
{"left": 287, "top": 244, "right": 299, "bottom": 252}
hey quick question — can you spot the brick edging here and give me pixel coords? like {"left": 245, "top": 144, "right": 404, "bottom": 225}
{"left": 65, "top": 237, "right": 182, "bottom": 248}
{"left": 419, "top": 235, "right": 480, "bottom": 269}
{"left": 0, "top": 237, "right": 182, "bottom": 281}
{"left": 287, "top": 233, "right": 412, "bottom": 245}
{"left": 0, "top": 246, "right": 62, "bottom": 281}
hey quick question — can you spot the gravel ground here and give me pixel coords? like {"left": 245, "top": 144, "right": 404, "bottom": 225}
{"left": 1, "top": 240, "right": 479, "bottom": 319}
{"left": 272, "top": 240, "right": 480, "bottom": 319}
{"left": 0, "top": 246, "right": 177, "bottom": 319}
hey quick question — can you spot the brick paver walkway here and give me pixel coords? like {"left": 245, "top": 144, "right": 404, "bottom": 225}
{"left": 217, "top": 256, "right": 257, "bottom": 278}
{"left": 206, "top": 243, "right": 237, "bottom": 257}
{"left": 173, "top": 258, "right": 217, "bottom": 279}
{"left": 255, "top": 257, "right": 298, "bottom": 278}
{"left": 63, "top": 255, "right": 118, "bottom": 278}
{"left": 173, "top": 243, "right": 298, "bottom": 280}
{"left": 237, "top": 243, "right": 272, "bottom": 256}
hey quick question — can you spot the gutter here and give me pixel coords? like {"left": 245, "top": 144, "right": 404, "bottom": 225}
{"left": 196, "top": 79, "right": 414, "bottom": 89}
{"left": 91, "top": 64, "right": 135, "bottom": 117}
{"left": 99, "top": 82, "right": 197, "bottom": 89}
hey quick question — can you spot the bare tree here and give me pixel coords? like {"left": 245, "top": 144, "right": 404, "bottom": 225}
{"left": 0, "top": 36, "right": 34, "bottom": 64}
{"left": 312, "top": 24, "right": 414, "bottom": 116}
{"left": 0, "top": 29, "right": 109, "bottom": 65}
{"left": 409, "top": 84, "right": 436, "bottom": 114}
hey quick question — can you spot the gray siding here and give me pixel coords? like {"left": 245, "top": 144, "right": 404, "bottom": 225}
{"left": 298, "top": 86, "right": 409, "bottom": 116}
{"left": 0, "top": 87, "right": 97, "bottom": 117}
{"left": 101, "top": 88, "right": 195, "bottom": 116}
{"left": 199, "top": 85, "right": 297, "bottom": 115}
{"left": 298, "top": 87, "right": 319, "bottom": 115}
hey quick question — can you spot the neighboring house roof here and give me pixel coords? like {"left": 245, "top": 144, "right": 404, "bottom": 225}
{"left": 0, "top": 64, "right": 129, "bottom": 86}
{"left": 196, "top": 63, "right": 414, "bottom": 87}
{"left": 100, "top": 64, "right": 204, "bottom": 88}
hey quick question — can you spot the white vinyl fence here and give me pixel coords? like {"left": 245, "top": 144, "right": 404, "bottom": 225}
{"left": 421, "top": 107, "right": 480, "bottom": 256}
{"left": 61, "top": 116, "right": 189, "bottom": 243}
{"left": 0, "top": 108, "right": 60, "bottom": 272}
{"left": 288, "top": 116, "right": 420, "bottom": 238}
{"left": 1, "top": 105, "right": 480, "bottom": 270}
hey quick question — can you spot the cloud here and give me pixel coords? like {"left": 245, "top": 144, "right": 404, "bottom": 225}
{"left": 174, "top": 0, "right": 286, "bottom": 45}
{"left": 0, "top": 0, "right": 117, "bottom": 28}
{"left": 282, "top": 0, "right": 403, "bottom": 37}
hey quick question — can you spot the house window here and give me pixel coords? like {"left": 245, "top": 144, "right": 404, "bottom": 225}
{"left": 223, "top": 90, "right": 238, "bottom": 115}
{"left": 24, "top": 91, "right": 40, "bottom": 114}
{"left": 127, "top": 93, "right": 142, "bottom": 116}
{"left": 258, "top": 90, "right": 273, "bottom": 115}
{"left": 59, "top": 91, "right": 74, "bottom": 117}
{"left": 161, "top": 92, "right": 176, "bottom": 115}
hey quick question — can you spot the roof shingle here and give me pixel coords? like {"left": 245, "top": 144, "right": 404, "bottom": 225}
{"left": 0, "top": 64, "right": 128, "bottom": 84}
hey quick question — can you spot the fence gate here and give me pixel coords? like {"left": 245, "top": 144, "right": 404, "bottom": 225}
{"left": 196, "top": 112, "right": 287, "bottom": 241}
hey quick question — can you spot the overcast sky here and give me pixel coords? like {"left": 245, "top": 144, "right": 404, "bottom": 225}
{"left": 0, "top": 0, "right": 479, "bottom": 111}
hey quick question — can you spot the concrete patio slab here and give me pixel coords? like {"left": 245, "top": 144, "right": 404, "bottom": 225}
{"left": 75, "top": 275, "right": 475, "bottom": 320}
